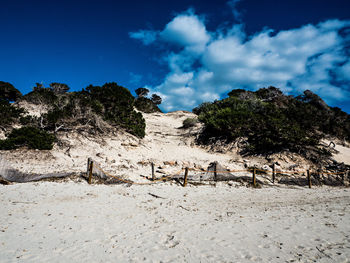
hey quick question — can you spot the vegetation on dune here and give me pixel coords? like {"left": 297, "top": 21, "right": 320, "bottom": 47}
{"left": 182, "top": 117, "right": 198, "bottom": 129}
{"left": 1, "top": 81, "right": 149, "bottom": 151}
{"left": 194, "top": 87, "right": 350, "bottom": 160}
{"left": 134, "top": 97, "right": 162, "bottom": 113}
{"left": 0, "top": 81, "right": 22, "bottom": 102}
{"left": 81, "top": 82, "right": 146, "bottom": 137}
{"left": 2, "top": 79, "right": 349, "bottom": 162}
{"left": 134, "top": 87, "right": 162, "bottom": 113}
{"left": 23, "top": 83, "right": 59, "bottom": 105}
{"left": 0, "top": 82, "right": 24, "bottom": 126}
{"left": 28, "top": 82, "right": 147, "bottom": 138}
{"left": 0, "top": 99, "right": 25, "bottom": 126}
{"left": 0, "top": 127, "right": 55, "bottom": 150}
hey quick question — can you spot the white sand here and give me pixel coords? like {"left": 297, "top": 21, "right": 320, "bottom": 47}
{"left": 1, "top": 182, "right": 349, "bottom": 262}
{"left": 334, "top": 144, "right": 350, "bottom": 165}
{"left": 1, "top": 110, "right": 350, "bottom": 262}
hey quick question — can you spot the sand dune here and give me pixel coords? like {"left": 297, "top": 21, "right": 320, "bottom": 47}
{"left": 1, "top": 111, "right": 350, "bottom": 262}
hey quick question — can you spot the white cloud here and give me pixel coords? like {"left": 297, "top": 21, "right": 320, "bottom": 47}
{"left": 160, "top": 10, "right": 210, "bottom": 51}
{"left": 129, "top": 30, "right": 158, "bottom": 45}
{"left": 339, "top": 61, "right": 350, "bottom": 78}
{"left": 130, "top": 7, "right": 350, "bottom": 111}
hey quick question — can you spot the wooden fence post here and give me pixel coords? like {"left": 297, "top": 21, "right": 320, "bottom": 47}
{"left": 87, "top": 158, "right": 91, "bottom": 175}
{"left": 214, "top": 162, "right": 217, "bottom": 181}
{"left": 344, "top": 170, "right": 349, "bottom": 185}
{"left": 307, "top": 169, "right": 311, "bottom": 188}
{"left": 151, "top": 162, "right": 155, "bottom": 181}
{"left": 272, "top": 163, "right": 276, "bottom": 184}
{"left": 183, "top": 167, "right": 189, "bottom": 187}
{"left": 253, "top": 168, "right": 256, "bottom": 187}
{"left": 88, "top": 161, "right": 93, "bottom": 184}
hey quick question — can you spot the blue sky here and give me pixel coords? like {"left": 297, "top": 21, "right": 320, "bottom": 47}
{"left": 1, "top": 0, "right": 349, "bottom": 112}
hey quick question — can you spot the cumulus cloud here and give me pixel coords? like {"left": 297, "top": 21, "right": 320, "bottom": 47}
{"left": 129, "top": 30, "right": 158, "bottom": 45}
{"left": 160, "top": 10, "right": 210, "bottom": 53}
{"left": 130, "top": 7, "right": 350, "bottom": 111}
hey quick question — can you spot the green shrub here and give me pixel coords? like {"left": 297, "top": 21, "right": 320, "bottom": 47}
{"left": 20, "top": 82, "right": 147, "bottom": 138}
{"left": 134, "top": 97, "right": 162, "bottom": 113}
{"left": 0, "top": 99, "right": 25, "bottom": 126}
{"left": 0, "top": 127, "right": 55, "bottom": 150}
{"left": 182, "top": 118, "right": 197, "bottom": 129}
{"left": 0, "top": 81, "right": 22, "bottom": 102}
{"left": 84, "top": 82, "right": 146, "bottom": 137}
{"left": 22, "top": 87, "right": 57, "bottom": 105}
{"left": 194, "top": 87, "right": 347, "bottom": 157}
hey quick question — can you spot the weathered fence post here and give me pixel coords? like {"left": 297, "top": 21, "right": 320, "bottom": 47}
{"left": 87, "top": 158, "right": 91, "bottom": 175}
{"left": 307, "top": 169, "right": 311, "bottom": 188}
{"left": 183, "top": 167, "right": 189, "bottom": 187}
{"left": 253, "top": 168, "right": 256, "bottom": 187}
{"left": 272, "top": 163, "right": 276, "bottom": 184}
{"left": 214, "top": 162, "right": 217, "bottom": 181}
{"left": 88, "top": 160, "right": 93, "bottom": 184}
{"left": 151, "top": 162, "right": 155, "bottom": 181}
{"left": 344, "top": 170, "right": 349, "bottom": 185}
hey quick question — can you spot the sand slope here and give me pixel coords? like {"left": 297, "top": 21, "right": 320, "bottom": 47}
{"left": 1, "top": 111, "right": 242, "bottom": 182}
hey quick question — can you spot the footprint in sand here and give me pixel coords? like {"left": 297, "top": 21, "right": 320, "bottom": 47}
{"left": 164, "top": 234, "right": 180, "bottom": 248}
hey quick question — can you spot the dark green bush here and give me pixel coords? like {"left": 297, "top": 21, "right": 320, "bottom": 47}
{"left": 22, "top": 86, "right": 57, "bottom": 105}
{"left": 20, "top": 82, "right": 147, "bottom": 138}
{"left": 19, "top": 115, "right": 38, "bottom": 126}
{"left": 135, "top": 87, "right": 149, "bottom": 98}
{"left": 0, "top": 81, "right": 22, "bottom": 102}
{"left": 83, "top": 82, "right": 146, "bottom": 137}
{"left": 134, "top": 97, "right": 162, "bottom": 113}
{"left": 182, "top": 118, "right": 198, "bottom": 129}
{"left": 0, "top": 82, "right": 24, "bottom": 126}
{"left": 194, "top": 87, "right": 349, "bottom": 157}
{"left": 0, "top": 127, "right": 55, "bottom": 150}
{"left": 0, "top": 99, "right": 25, "bottom": 126}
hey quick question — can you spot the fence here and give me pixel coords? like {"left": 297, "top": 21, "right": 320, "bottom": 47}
{"left": 86, "top": 159, "right": 349, "bottom": 188}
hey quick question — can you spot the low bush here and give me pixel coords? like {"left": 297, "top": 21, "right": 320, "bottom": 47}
{"left": 134, "top": 97, "right": 161, "bottom": 113}
{"left": 27, "top": 82, "right": 147, "bottom": 138}
{"left": 0, "top": 99, "right": 24, "bottom": 126}
{"left": 0, "top": 127, "right": 55, "bottom": 150}
{"left": 182, "top": 118, "right": 197, "bottom": 129}
{"left": 194, "top": 87, "right": 349, "bottom": 158}
{"left": 0, "top": 81, "right": 22, "bottom": 102}
{"left": 22, "top": 87, "right": 57, "bottom": 105}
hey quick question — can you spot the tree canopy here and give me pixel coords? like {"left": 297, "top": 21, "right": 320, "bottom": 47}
{"left": 135, "top": 87, "right": 149, "bottom": 98}
{"left": 49, "top": 83, "right": 70, "bottom": 94}
{"left": 151, "top": 94, "right": 162, "bottom": 105}
{"left": 0, "top": 81, "right": 22, "bottom": 102}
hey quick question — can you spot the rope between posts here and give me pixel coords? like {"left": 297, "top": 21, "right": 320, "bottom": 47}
{"left": 89, "top": 161, "right": 347, "bottom": 185}
{"left": 188, "top": 167, "right": 305, "bottom": 175}
{"left": 188, "top": 167, "right": 347, "bottom": 176}
{"left": 320, "top": 171, "right": 347, "bottom": 175}
{"left": 93, "top": 165, "right": 184, "bottom": 185}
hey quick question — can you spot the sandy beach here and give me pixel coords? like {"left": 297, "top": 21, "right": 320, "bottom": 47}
{"left": 1, "top": 111, "right": 350, "bottom": 262}
{"left": 1, "top": 182, "right": 350, "bottom": 262}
